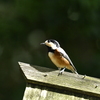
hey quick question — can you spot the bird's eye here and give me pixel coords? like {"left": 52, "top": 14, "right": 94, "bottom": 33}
{"left": 48, "top": 40, "right": 50, "bottom": 43}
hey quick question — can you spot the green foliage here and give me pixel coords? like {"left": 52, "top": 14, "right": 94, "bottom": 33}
{"left": 0, "top": 0, "right": 100, "bottom": 100}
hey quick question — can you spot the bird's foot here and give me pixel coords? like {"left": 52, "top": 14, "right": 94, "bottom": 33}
{"left": 58, "top": 68, "right": 66, "bottom": 76}
{"left": 58, "top": 72, "right": 62, "bottom": 76}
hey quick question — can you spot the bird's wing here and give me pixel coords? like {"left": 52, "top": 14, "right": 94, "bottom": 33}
{"left": 57, "top": 47, "right": 77, "bottom": 72}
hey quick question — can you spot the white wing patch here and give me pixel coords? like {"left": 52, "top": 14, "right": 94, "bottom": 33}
{"left": 57, "top": 47, "right": 67, "bottom": 57}
{"left": 57, "top": 47, "right": 77, "bottom": 71}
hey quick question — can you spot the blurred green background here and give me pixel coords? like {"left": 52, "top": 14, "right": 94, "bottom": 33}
{"left": 0, "top": 0, "right": 100, "bottom": 100}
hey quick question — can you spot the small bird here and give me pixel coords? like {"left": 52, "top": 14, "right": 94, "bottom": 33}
{"left": 41, "top": 39, "right": 78, "bottom": 75}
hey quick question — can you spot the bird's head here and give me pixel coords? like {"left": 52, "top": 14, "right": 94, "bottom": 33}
{"left": 41, "top": 39, "right": 60, "bottom": 49}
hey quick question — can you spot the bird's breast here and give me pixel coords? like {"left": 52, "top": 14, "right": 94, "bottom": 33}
{"left": 48, "top": 52, "right": 70, "bottom": 68}
{"left": 48, "top": 52, "right": 58, "bottom": 66}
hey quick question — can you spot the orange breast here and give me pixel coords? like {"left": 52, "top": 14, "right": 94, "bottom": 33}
{"left": 48, "top": 50, "right": 71, "bottom": 69}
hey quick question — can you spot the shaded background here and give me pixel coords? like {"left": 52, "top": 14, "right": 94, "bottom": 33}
{"left": 0, "top": 0, "right": 100, "bottom": 100}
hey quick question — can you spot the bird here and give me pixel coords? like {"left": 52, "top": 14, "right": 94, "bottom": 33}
{"left": 41, "top": 39, "right": 78, "bottom": 76}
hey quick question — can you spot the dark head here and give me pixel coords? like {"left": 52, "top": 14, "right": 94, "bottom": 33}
{"left": 41, "top": 39, "right": 60, "bottom": 49}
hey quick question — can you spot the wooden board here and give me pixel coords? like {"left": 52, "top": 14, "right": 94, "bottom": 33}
{"left": 18, "top": 62, "right": 100, "bottom": 98}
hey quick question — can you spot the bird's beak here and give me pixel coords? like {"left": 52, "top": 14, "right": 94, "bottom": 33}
{"left": 40, "top": 42, "right": 45, "bottom": 45}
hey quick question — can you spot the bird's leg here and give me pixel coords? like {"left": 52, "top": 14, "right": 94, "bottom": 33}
{"left": 58, "top": 67, "right": 61, "bottom": 71}
{"left": 58, "top": 68, "right": 66, "bottom": 76}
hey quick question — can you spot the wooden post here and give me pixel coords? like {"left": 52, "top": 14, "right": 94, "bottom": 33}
{"left": 18, "top": 62, "right": 100, "bottom": 100}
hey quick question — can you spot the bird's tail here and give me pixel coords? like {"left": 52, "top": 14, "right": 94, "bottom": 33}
{"left": 70, "top": 66, "right": 79, "bottom": 75}
{"left": 74, "top": 70, "right": 79, "bottom": 75}
{"left": 66, "top": 65, "right": 79, "bottom": 75}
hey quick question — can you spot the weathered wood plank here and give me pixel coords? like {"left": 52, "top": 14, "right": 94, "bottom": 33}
{"left": 23, "top": 84, "right": 41, "bottom": 100}
{"left": 19, "top": 62, "right": 100, "bottom": 98}
{"left": 23, "top": 84, "right": 100, "bottom": 100}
